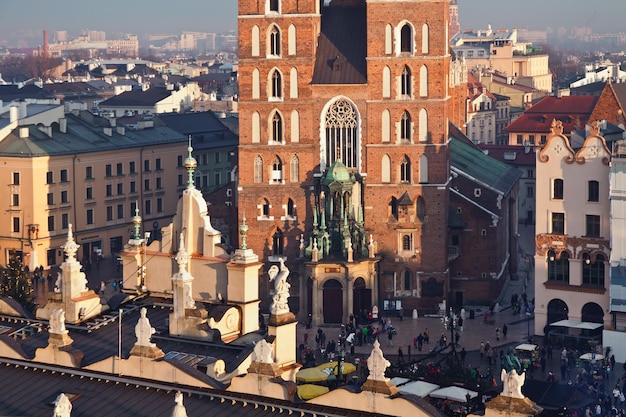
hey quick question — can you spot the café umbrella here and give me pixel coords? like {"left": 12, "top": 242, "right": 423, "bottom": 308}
{"left": 429, "top": 386, "right": 478, "bottom": 403}
{"left": 297, "top": 384, "right": 330, "bottom": 400}
{"left": 296, "top": 361, "right": 357, "bottom": 383}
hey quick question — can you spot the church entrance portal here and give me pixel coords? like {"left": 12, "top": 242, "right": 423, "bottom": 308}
{"left": 323, "top": 279, "right": 343, "bottom": 323}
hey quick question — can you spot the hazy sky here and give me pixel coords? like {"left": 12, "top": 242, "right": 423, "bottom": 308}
{"left": 459, "top": 0, "right": 624, "bottom": 33}
{"left": 0, "top": 0, "right": 624, "bottom": 44}
{"left": 0, "top": 0, "right": 238, "bottom": 40}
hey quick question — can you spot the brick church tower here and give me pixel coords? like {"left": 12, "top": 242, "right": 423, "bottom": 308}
{"left": 238, "top": 0, "right": 453, "bottom": 323}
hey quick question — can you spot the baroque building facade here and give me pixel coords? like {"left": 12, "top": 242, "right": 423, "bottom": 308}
{"left": 238, "top": 0, "right": 462, "bottom": 324}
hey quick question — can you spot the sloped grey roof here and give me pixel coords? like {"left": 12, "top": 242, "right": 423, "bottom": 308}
{"left": 99, "top": 87, "right": 172, "bottom": 107}
{"left": 312, "top": 5, "right": 367, "bottom": 85}
{"left": 0, "top": 112, "right": 185, "bottom": 157}
{"left": 450, "top": 136, "right": 522, "bottom": 196}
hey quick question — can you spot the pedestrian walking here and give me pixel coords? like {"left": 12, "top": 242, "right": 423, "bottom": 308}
{"left": 460, "top": 347, "right": 467, "bottom": 364}
{"left": 407, "top": 344, "right": 411, "bottom": 360}
{"left": 479, "top": 341, "right": 485, "bottom": 359}
{"left": 417, "top": 333, "right": 424, "bottom": 351}
{"left": 387, "top": 329, "right": 394, "bottom": 347}
{"left": 487, "top": 346, "right": 494, "bottom": 365}
{"left": 423, "top": 328, "right": 429, "bottom": 344}
{"left": 458, "top": 317, "right": 463, "bottom": 332}
{"left": 502, "top": 324, "right": 508, "bottom": 339}
{"left": 100, "top": 280, "right": 106, "bottom": 295}
{"left": 398, "top": 347, "right": 404, "bottom": 363}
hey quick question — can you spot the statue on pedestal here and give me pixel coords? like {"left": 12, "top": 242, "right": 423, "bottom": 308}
{"left": 268, "top": 259, "right": 290, "bottom": 315}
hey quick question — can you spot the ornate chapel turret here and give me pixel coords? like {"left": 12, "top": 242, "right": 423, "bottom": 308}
{"left": 304, "top": 159, "right": 369, "bottom": 261}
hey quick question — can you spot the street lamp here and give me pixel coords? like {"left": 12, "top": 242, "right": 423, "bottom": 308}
{"left": 442, "top": 307, "right": 457, "bottom": 355}
{"left": 526, "top": 306, "right": 532, "bottom": 342}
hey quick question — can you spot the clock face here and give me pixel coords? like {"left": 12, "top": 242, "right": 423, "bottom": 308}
{"left": 153, "top": 221, "right": 159, "bottom": 229}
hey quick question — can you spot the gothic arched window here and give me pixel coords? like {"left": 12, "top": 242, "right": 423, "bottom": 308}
{"left": 401, "top": 66, "right": 411, "bottom": 97}
{"left": 269, "top": 25, "right": 281, "bottom": 56}
{"left": 400, "top": 24, "right": 413, "bottom": 53}
{"left": 400, "top": 110, "right": 412, "bottom": 142}
{"left": 271, "top": 156, "right": 283, "bottom": 183}
{"left": 270, "top": 69, "right": 282, "bottom": 99}
{"left": 400, "top": 155, "right": 411, "bottom": 183}
{"left": 272, "top": 228, "right": 284, "bottom": 255}
{"left": 254, "top": 155, "right": 263, "bottom": 183}
{"left": 290, "top": 155, "right": 299, "bottom": 183}
{"left": 324, "top": 98, "right": 358, "bottom": 169}
{"left": 271, "top": 112, "right": 283, "bottom": 143}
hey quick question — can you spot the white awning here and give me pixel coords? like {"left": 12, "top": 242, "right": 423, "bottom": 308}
{"left": 551, "top": 320, "right": 603, "bottom": 330}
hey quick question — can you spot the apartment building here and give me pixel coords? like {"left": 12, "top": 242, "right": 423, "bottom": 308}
{"left": 451, "top": 27, "right": 552, "bottom": 93}
{"left": 0, "top": 102, "right": 188, "bottom": 269}
{"left": 534, "top": 120, "right": 611, "bottom": 340}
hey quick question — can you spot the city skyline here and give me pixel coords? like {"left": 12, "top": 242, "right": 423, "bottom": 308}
{"left": 0, "top": 0, "right": 625, "bottom": 48}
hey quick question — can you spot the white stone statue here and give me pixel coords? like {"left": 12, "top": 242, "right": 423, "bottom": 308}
{"left": 367, "top": 339, "right": 390, "bottom": 382}
{"left": 213, "top": 359, "right": 226, "bottom": 377}
{"left": 184, "top": 283, "right": 195, "bottom": 309}
{"left": 53, "top": 392, "right": 72, "bottom": 417}
{"left": 171, "top": 391, "right": 188, "bottom": 417}
{"left": 50, "top": 309, "right": 67, "bottom": 335}
{"left": 135, "top": 307, "right": 156, "bottom": 347}
{"left": 268, "top": 259, "right": 290, "bottom": 315}
{"left": 252, "top": 339, "right": 274, "bottom": 364}
{"left": 500, "top": 368, "right": 526, "bottom": 399}
{"left": 54, "top": 272, "right": 62, "bottom": 293}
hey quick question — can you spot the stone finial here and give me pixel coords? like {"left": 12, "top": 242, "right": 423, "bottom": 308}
{"left": 589, "top": 120, "right": 600, "bottom": 136}
{"left": 171, "top": 391, "right": 188, "bottom": 417}
{"left": 175, "top": 233, "right": 190, "bottom": 274}
{"left": 53, "top": 393, "right": 72, "bottom": 417}
{"left": 312, "top": 239, "right": 319, "bottom": 262}
{"left": 550, "top": 118, "right": 564, "bottom": 136}
{"left": 367, "top": 339, "right": 390, "bottom": 381}
{"left": 239, "top": 214, "right": 248, "bottom": 250}
{"left": 347, "top": 239, "right": 353, "bottom": 262}
{"left": 299, "top": 234, "right": 304, "bottom": 257}
{"left": 131, "top": 205, "right": 142, "bottom": 240}
{"left": 368, "top": 234, "right": 376, "bottom": 259}
{"left": 62, "top": 224, "right": 79, "bottom": 261}
{"left": 183, "top": 136, "right": 197, "bottom": 189}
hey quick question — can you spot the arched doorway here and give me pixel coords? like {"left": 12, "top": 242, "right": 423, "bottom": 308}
{"left": 547, "top": 299, "right": 569, "bottom": 324}
{"left": 581, "top": 302, "right": 604, "bottom": 323}
{"left": 323, "top": 279, "right": 343, "bottom": 323}
{"left": 352, "top": 277, "right": 371, "bottom": 322}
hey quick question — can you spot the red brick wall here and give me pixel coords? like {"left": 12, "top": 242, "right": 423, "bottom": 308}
{"left": 238, "top": 0, "right": 453, "bottom": 312}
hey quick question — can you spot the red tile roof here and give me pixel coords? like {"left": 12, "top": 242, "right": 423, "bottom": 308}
{"left": 505, "top": 95, "right": 598, "bottom": 134}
